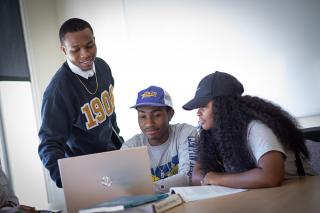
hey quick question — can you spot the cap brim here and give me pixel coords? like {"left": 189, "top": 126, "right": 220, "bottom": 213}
{"left": 182, "top": 97, "right": 211, "bottom": 110}
{"left": 130, "top": 103, "right": 171, "bottom": 109}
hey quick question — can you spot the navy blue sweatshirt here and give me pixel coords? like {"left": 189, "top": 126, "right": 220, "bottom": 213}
{"left": 38, "top": 57, "right": 122, "bottom": 187}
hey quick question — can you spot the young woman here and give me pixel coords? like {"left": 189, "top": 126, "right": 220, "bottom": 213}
{"left": 183, "top": 71, "right": 316, "bottom": 189}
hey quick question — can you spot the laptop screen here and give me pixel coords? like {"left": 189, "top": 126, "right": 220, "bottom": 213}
{"left": 58, "top": 146, "right": 154, "bottom": 213}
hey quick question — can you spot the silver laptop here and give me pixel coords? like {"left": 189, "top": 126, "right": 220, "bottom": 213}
{"left": 58, "top": 146, "right": 154, "bottom": 213}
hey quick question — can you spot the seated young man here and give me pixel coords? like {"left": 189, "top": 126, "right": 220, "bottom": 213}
{"left": 0, "top": 167, "right": 19, "bottom": 212}
{"left": 121, "top": 86, "right": 198, "bottom": 193}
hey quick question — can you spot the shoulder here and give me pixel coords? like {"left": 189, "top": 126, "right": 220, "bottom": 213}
{"left": 95, "top": 57, "right": 111, "bottom": 70}
{"left": 168, "top": 124, "right": 197, "bottom": 148}
{"left": 247, "top": 120, "right": 278, "bottom": 142}
{"left": 247, "top": 120, "right": 277, "bottom": 139}
{"left": 43, "top": 63, "right": 72, "bottom": 98}
{"left": 50, "top": 62, "right": 71, "bottom": 82}
{"left": 170, "top": 123, "right": 197, "bottom": 136}
{"left": 121, "top": 133, "right": 147, "bottom": 149}
{"left": 247, "top": 120, "right": 266, "bottom": 133}
{"left": 247, "top": 120, "right": 286, "bottom": 162}
{"left": 94, "top": 57, "right": 114, "bottom": 83}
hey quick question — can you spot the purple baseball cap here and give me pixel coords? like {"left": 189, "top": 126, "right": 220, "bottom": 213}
{"left": 131, "top": 86, "right": 173, "bottom": 109}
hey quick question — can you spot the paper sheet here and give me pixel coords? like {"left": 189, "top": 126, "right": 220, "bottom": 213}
{"left": 170, "top": 185, "right": 247, "bottom": 202}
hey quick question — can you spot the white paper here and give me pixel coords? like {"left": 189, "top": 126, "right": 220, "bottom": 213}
{"left": 79, "top": 205, "right": 124, "bottom": 213}
{"left": 170, "top": 185, "right": 247, "bottom": 202}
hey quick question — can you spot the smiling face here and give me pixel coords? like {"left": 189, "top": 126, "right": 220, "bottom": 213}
{"left": 197, "top": 100, "right": 214, "bottom": 130}
{"left": 60, "top": 28, "right": 97, "bottom": 71}
{"left": 137, "top": 106, "right": 174, "bottom": 146}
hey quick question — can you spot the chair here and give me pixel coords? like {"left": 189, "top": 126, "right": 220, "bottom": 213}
{"left": 302, "top": 127, "right": 320, "bottom": 174}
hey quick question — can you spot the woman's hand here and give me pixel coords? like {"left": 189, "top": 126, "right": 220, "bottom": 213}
{"left": 201, "top": 172, "right": 221, "bottom": 185}
{"left": 192, "top": 161, "right": 205, "bottom": 185}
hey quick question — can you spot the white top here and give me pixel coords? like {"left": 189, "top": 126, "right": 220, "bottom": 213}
{"left": 121, "top": 123, "right": 198, "bottom": 192}
{"left": 67, "top": 58, "right": 95, "bottom": 79}
{"left": 247, "top": 120, "right": 316, "bottom": 177}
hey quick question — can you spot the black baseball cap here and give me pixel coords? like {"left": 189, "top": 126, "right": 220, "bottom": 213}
{"left": 182, "top": 71, "right": 244, "bottom": 110}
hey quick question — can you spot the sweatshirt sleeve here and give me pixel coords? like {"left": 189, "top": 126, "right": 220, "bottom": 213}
{"left": 38, "top": 86, "right": 74, "bottom": 188}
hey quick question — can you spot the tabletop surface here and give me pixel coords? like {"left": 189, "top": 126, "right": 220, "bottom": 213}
{"left": 166, "top": 176, "right": 320, "bottom": 213}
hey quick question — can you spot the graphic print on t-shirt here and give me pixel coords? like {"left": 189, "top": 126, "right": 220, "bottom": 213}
{"left": 151, "top": 155, "right": 179, "bottom": 181}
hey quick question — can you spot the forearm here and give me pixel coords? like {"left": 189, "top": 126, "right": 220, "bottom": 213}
{"left": 205, "top": 168, "right": 284, "bottom": 189}
{"left": 202, "top": 151, "right": 285, "bottom": 189}
{"left": 191, "top": 162, "right": 205, "bottom": 186}
{"left": 154, "top": 174, "right": 189, "bottom": 193}
{"left": 38, "top": 140, "right": 65, "bottom": 187}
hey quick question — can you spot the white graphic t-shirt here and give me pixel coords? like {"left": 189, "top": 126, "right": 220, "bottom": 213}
{"left": 247, "top": 120, "right": 316, "bottom": 177}
{"left": 121, "top": 123, "right": 197, "bottom": 192}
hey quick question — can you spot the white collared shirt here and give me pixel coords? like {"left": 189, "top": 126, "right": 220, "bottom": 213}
{"left": 67, "top": 59, "right": 95, "bottom": 79}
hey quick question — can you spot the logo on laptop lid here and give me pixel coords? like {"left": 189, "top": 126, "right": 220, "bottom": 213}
{"left": 101, "top": 176, "right": 113, "bottom": 187}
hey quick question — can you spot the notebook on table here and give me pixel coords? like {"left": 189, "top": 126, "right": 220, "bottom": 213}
{"left": 58, "top": 146, "right": 154, "bottom": 213}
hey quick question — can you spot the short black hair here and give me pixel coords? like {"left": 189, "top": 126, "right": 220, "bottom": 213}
{"left": 59, "top": 18, "right": 94, "bottom": 44}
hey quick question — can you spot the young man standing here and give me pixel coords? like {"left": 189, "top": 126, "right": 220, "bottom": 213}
{"left": 121, "top": 86, "right": 197, "bottom": 193}
{"left": 38, "top": 18, "right": 123, "bottom": 188}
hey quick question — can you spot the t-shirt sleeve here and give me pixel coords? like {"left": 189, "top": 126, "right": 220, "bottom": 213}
{"left": 177, "top": 125, "right": 198, "bottom": 176}
{"left": 120, "top": 143, "right": 130, "bottom": 149}
{"left": 154, "top": 173, "right": 189, "bottom": 193}
{"left": 247, "top": 120, "right": 286, "bottom": 164}
{"left": 121, "top": 134, "right": 146, "bottom": 149}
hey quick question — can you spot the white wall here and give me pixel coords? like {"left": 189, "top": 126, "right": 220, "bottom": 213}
{"left": 53, "top": 0, "right": 320, "bottom": 141}
{"left": 19, "top": 0, "right": 66, "bottom": 210}
{"left": 18, "top": 0, "right": 320, "bottom": 210}
{"left": 0, "top": 82, "right": 48, "bottom": 209}
{"left": 20, "top": 0, "right": 63, "bottom": 111}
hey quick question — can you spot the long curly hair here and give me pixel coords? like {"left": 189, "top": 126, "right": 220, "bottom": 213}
{"left": 199, "top": 95, "right": 309, "bottom": 174}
